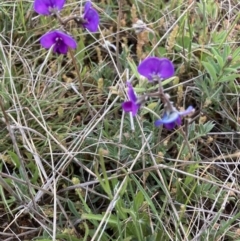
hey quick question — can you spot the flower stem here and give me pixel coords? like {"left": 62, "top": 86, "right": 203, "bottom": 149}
{"left": 116, "top": 0, "right": 123, "bottom": 73}
{"left": 54, "top": 12, "right": 87, "bottom": 26}
{"left": 52, "top": 10, "right": 94, "bottom": 118}
{"left": 158, "top": 79, "right": 175, "bottom": 112}
{"left": 129, "top": 112, "right": 135, "bottom": 131}
{"left": 68, "top": 49, "right": 95, "bottom": 118}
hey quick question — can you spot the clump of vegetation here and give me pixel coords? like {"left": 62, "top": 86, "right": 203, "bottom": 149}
{"left": 1, "top": 0, "right": 240, "bottom": 240}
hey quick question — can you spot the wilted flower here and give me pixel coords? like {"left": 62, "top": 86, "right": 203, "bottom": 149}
{"left": 122, "top": 82, "right": 140, "bottom": 116}
{"left": 34, "top": 0, "right": 65, "bottom": 15}
{"left": 82, "top": 1, "right": 99, "bottom": 32}
{"left": 132, "top": 20, "right": 148, "bottom": 33}
{"left": 102, "top": 40, "right": 116, "bottom": 52}
{"left": 155, "top": 106, "right": 194, "bottom": 130}
{"left": 137, "top": 57, "right": 174, "bottom": 81}
{"left": 40, "top": 30, "right": 77, "bottom": 54}
{"left": 132, "top": 19, "right": 154, "bottom": 34}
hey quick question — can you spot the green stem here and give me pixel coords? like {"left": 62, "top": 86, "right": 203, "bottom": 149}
{"left": 69, "top": 49, "right": 95, "bottom": 118}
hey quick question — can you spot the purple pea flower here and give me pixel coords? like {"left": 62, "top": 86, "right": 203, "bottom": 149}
{"left": 40, "top": 30, "right": 77, "bottom": 54}
{"left": 122, "top": 82, "right": 140, "bottom": 116}
{"left": 137, "top": 57, "right": 174, "bottom": 81}
{"left": 155, "top": 106, "right": 194, "bottom": 130}
{"left": 34, "top": 0, "right": 65, "bottom": 15}
{"left": 82, "top": 1, "right": 99, "bottom": 32}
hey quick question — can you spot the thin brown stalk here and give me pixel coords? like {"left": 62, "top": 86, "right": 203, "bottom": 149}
{"left": 68, "top": 49, "right": 95, "bottom": 118}
{"left": 116, "top": 0, "right": 123, "bottom": 73}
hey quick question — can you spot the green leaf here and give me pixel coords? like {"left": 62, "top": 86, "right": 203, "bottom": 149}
{"left": 199, "top": 121, "right": 215, "bottom": 135}
{"left": 127, "top": 58, "right": 140, "bottom": 79}
{"left": 201, "top": 61, "right": 217, "bottom": 81}
{"left": 219, "top": 74, "right": 239, "bottom": 82}
{"left": 76, "top": 37, "right": 85, "bottom": 65}
{"left": 56, "top": 234, "right": 81, "bottom": 241}
{"left": 67, "top": 199, "right": 81, "bottom": 219}
{"left": 211, "top": 48, "right": 224, "bottom": 68}
{"left": 81, "top": 213, "right": 118, "bottom": 225}
{"left": 34, "top": 239, "right": 52, "bottom": 241}
{"left": 133, "top": 191, "right": 144, "bottom": 210}
{"left": 7, "top": 151, "right": 20, "bottom": 169}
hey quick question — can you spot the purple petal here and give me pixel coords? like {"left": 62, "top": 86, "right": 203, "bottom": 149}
{"left": 175, "top": 116, "right": 182, "bottom": 125}
{"left": 161, "top": 112, "right": 179, "bottom": 124}
{"left": 55, "top": 31, "right": 77, "bottom": 49}
{"left": 40, "top": 30, "right": 77, "bottom": 55}
{"left": 83, "top": 2, "right": 99, "bottom": 32}
{"left": 131, "top": 103, "right": 140, "bottom": 116}
{"left": 154, "top": 112, "right": 180, "bottom": 129}
{"left": 53, "top": 0, "right": 65, "bottom": 10}
{"left": 84, "top": 1, "right": 92, "bottom": 12}
{"left": 154, "top": 106, "right": 193, "bottom": 130}
{"left": 137, "top": 57, "right": 174, "bottom": 81}
{"left": 122, "top": 82, "right": 140, "bottom": 116}
{"left": 122, "top": 101, "right": 139, "bottom": 116}
{"left": 164, "top": 116, "right": 181, "bottom": 129}
{"left": 127, "top": 82, "right": 137, "bottom": 102}
{"left": 164, "top": 122, "right": 177, "bottom": 130}
{"left": 34, "top": 0, "right": 51, "bottom": 15}
{"left": 157, "top": 58, "right": 175, "bottom": 79}
{"left": 122, "top": 101, "right": 132, "bottom": 112}
{"left": 34, "top": 0, "right": 65, "bottom": 15}
{"left": 53, "top": 42, "right": 68, "bottom": 54}
{"left": 178, "top": 106, "right": 195, "bottom": 117}
{"left": 40, "top": 31, "right": 58, "bottom": 48}
{"left": 154, "top": 119, "right": 164, "bottom": 127}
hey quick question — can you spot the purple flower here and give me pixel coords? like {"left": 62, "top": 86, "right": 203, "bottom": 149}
{"left": 137, "top": 57, "right": 174, "bottom": 81}
{"left": 155, "top": 106, "right": 194, "bottom": 130}
{"left": 34, "top": 0, "right": 65, "bottom": 15}
{"left": 40, "top": 30, "right": 77, "bottom": 54}
{"left": 82, "top": 1, "right": 99, "bottom": 32}
{"left": 122, "top": 83, "right": 140, "bottom": 116}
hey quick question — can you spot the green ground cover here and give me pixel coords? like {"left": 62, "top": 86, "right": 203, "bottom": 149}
{"left": 1, "top": 0, "right": 240, "bottom": 240}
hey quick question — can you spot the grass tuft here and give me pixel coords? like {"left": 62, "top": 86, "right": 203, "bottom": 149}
{"left": 1, "top": 0, "right": 240, "bottom": 240}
